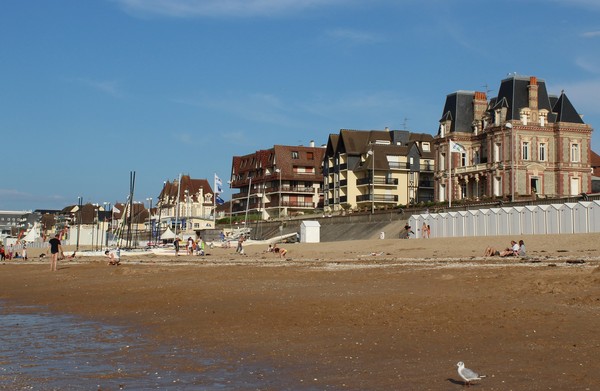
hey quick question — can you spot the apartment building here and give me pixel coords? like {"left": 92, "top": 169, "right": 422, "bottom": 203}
{"left": 230, "top": 142, "right": 325, "bottom": 220}
{"left": 433, "top": 74, "right": 594, "bottom": 202}
{"left": 323, "top": 128, "right": 435, "bottom": 212}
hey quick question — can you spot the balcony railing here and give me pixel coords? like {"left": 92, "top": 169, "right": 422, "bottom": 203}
{"left": 389, "top": 162, "right": 410, "bottom": 170}
{"left": 454, "top": 163, "right": 489, "bottom": 174}
{"left": 356, "top": 194, "right": 398, "bottom": 202}
{"left": 420, "top": 164, "right": 434, "bottom": 172}
{"left": 356, "top": 177, "right": 399, "bottom": 186}
{"left": 418, "top": 180, "right": 434, "bottom": 188}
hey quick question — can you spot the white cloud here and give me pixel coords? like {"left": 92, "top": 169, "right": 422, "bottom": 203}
{"left": 324, "top": 28, "right": 384, "bottom": 45}
{"left": 581, "top": 31, "right": 600, "bottom": 38}
{"left": 72, "top": 77, "right": 124, "bottom": 97}
{"left": 114, "top": 0, "right": 350, "bottom": 18}
{"left": 575, "top": 57, "right": 600, "bottom": 73}
{"left": 173, "top": 92, "right": 297, "bottom": 127}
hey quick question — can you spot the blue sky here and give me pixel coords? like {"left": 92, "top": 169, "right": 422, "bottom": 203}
{"left": 1, "top": 0, "right": 599, "bottom": 211}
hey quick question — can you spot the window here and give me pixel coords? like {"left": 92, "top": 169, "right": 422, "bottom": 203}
{"left": 292, "top": 151, "right": 299, "bottom": 159}
{"left": 422, "top": 142, "right": 430, "bottom": 152}
{"left": 539, "top": 143, "right": 547, "bottom": 161}
{"left": 461, "top": 152, "right": 467, "bottom": 166}
{"left": 307, "top": 151, "right": 314, "bottom": 160}
{"left": 522, "top": 141, "right": 530, "bottom": 160}
{"left": 494, "top": 143, "right": 501, "bottom": 163}
{"left": 571, "top": 143, "right": 580, "bottom": 163}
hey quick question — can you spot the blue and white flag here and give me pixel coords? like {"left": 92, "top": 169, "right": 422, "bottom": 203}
{"left": 214, "top": 173, "right": 223, "bottom": 194}
{"left": 215, "top": 194, "right": 225, "bottom": 206}
{"left": 450, "top": 140, "right": 466, "bottom": 153}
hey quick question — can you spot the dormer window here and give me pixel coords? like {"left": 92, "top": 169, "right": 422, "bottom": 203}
{"left": 422, "top": 142, "right": 430, "bottom": 152}
{"left": 539, "top": 110, "right": 548, "bottom": 127}
{"left": 520, "top": 108, "right": 530, "bottom": 125}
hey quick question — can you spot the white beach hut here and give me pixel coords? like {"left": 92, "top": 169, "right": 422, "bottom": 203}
{"left": 533, "top": 205, "right": 550, "bottom": 235}
{"left": 464, "top": 210, "right": 478, "bottom": 237}
{"left": 487, "top": 208, "right": 501, "bottom": 236}
{"left": 558, "top": 203, "right": 578, "bottom": 234}
{"left": 473, "top": 209, "right": 490, "bottom": 236}
{"left": 431, "top": 213, "right": 444, "bottom": 237}
{"left": 572, "top": 202, "right": 591, "bottom": 234}
{"left": 546, "top": 204, "right": 561, "bottom": 234}
{"left": 300, "top": 220, "right": 320, "bottom": 243}
{"left": 509, "top": 206, "right": 524, "bottom": 235}
{"left": 522, "top": 206, "right": 538, "bottom": 235}
{"left": 589, "top": 201, "right": 600, "bottom": 233}
{"left": 497, "top": 207, "right": 511, "bottom": 236}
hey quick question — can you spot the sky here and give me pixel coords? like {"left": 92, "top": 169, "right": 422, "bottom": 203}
{"left": 1, "top": 0, "right": 600, "bottom": 211}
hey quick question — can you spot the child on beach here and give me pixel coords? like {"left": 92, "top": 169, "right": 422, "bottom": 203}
{"left": 268, "top": 244, "right": 288, "bottom": 259}
{"left": 104, "top": 250, "right": 121, "bottom": 266}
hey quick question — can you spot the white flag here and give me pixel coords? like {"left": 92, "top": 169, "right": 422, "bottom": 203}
{"left": 214, "top": 173, "right": 223, "bottom": 194}
{"left": 450, "top": 140, "right": 466, "bottom": 153}
{"left": 112, "top": 206, "right": 121, "bottom": 214}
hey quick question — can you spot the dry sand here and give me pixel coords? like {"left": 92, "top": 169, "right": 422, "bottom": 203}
{"left": 1, "top": 233, "right": 600, "bottom": 390}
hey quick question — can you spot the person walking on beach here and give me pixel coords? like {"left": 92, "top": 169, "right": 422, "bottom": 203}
{"left": 174, "top": 237, "right": 181, "bottom": 256}
{"left": 187, "top": 237, "right": 194, "bottom": 255}
{"left": 48, "top": 234, "right": 63, "bottom": 272}
{"left": 236, "top": 234, "right": 246, "bottom": 255}
{"left": 21, "top": 241, "right": 28, "bottom": 260}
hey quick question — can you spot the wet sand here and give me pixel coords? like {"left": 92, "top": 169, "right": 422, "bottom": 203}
{"left": 2, "top": 233, "right": 600, "bottom": 390}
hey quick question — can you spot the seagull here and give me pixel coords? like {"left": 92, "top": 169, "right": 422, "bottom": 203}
{"left": 457, "top": 361, "right": 486, "bottom": 386}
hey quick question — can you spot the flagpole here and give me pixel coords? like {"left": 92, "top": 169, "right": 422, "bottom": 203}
{"left": 213, "top": 173, "right": 217, "bottom": 227}
{"left": 448, "top": 139, "right": 452, "bottom": 208}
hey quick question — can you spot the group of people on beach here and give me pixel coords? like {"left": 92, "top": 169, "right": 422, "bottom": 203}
{"left": 0, "top": 243, "right": 26, "bottom": 260}
{"left": 172, "top": 236, "right": 208, "bottom": 256}
{"left": 484, "top": 240, "right": 527, "bottom": 257}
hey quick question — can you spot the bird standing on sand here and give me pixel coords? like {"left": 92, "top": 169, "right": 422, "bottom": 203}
{"left": 457, "top": 361, "right": 486, "bottom": 386}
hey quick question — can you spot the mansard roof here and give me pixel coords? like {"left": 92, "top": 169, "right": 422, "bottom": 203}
{"left": 494, "top": 75, "right": 557, "bottom": 122}
{"left": 439, "top": 91, "right": 476, "bottom": 133}
{"left": 553, "top": 92, "right": 584, "bottom": 124}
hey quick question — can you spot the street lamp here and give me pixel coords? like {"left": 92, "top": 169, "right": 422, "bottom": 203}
{"left": 275, "top": 168, "right": 282, "bottom": 219}
{"left": 367, "top": 148, "right": 375, "bottom": 214}
{"left": 506, "top": 122, "right": 515, "bottom": 202}
{"left": 146, "top": 197, "right": 153, "bottom": 246}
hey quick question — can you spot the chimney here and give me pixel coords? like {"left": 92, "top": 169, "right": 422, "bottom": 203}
{"left": 473, "top": 91, "right": 487, "bottom": 120}
{"left": 528, "top": 76, "right": 538, "bottom": 111}
{"left": 385, "top": 126, "right": 390, "bottom": 132}
{"left": 309, "top": 140, "right": 315, "bottom": 148}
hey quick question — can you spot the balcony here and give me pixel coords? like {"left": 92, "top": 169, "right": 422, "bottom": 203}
{"left": 356, "top": 194, "right": 398, "bottom": 202}
{"left": 356, "top": 177, "right": 399, "bottom": 186}
{"left": 453, "top": 163, "right": 489, "bottom": 175}
{"left": 420, "top": 164, "right": 434, "bottom": 172}
{"left": 418, "top": 180, "right": 434, "bottom": 188}
{"left": 281, "top": 201, "right": 315, "bottom": 208}
{"left": 389, "top": 162, "right": 410, "bottom": 170}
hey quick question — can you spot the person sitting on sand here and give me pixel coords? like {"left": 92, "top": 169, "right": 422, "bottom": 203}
{"left": 500, "top": 240, "right": 519, "bottom": 257}
{"left": 484, "top": 246, "right": 499, "bottom": 256}
{"left": 104, "top": 250, "right": 121, "bottom": 266}
{"left": 517, "top": 240, "right": 526, "bottom": 257}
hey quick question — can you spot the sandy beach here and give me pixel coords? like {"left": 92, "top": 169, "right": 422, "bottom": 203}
{"left": 1, "top": 233, "right": 600, "bottom": 390}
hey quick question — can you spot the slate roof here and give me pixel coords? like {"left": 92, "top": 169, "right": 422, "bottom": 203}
{"left": 439, "top": 91, "right": 476, "bottom": 133}
{"left": 159, "top": 175, "right": 214, "bottom": 205}
{"left": 553, "top": 92, "right": 584, "bottom": 124}
{"left": 495, "top": 75, "right": 557, "bottom": 122}
{"left": 440, "top": 75, "right": 588, "bottom": 134}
